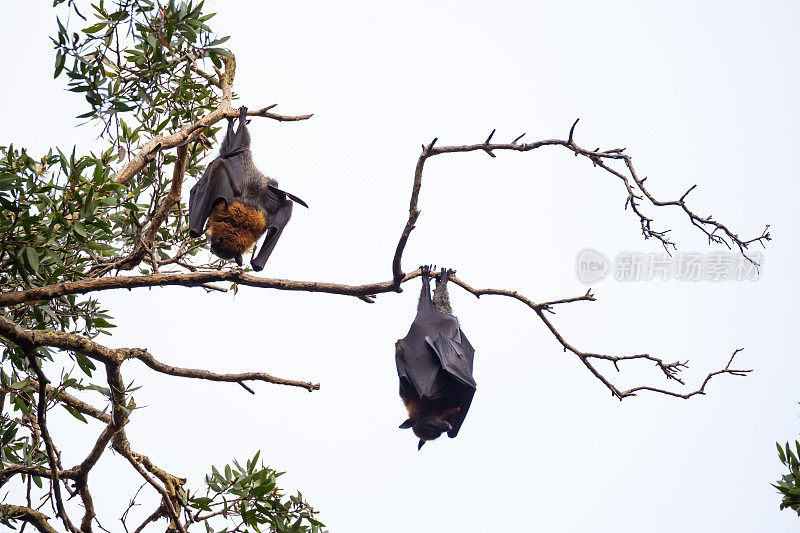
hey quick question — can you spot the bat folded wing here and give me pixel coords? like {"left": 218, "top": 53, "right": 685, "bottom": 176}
{"left": 395, "top": 339, "right": 441, "bottom": 400}
{"left": 250, "top": 200, "right": 293, "bottom": 271}
{"left": 425, "top": 333, "right": 477, "bottom": 390}
{"left": 188, "top": 158, "right": 240, "bottom": 237}
{"left": 446, "top": 388, "right": 475, "bottom": 438}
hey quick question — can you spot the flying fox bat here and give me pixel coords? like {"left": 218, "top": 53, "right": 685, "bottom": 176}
{"left": 395, "top": 265, "right": 476, "bottom": 450}
{"left": 188, "top": 106, "right": 308, "bottom": 271}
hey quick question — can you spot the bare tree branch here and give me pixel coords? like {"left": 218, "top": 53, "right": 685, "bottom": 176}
{"left": 618, "top": 348, "right": 750, "bottom": 399}
{"left": 125, "top": 348, "right": 320, "bottom": 392}
{"left": 24, "top": 349, "right": 80, "bottom": 533}
{"left": 0, "top": 465, "right": 70, "bottom": 490}
{"left": 0, "top": 316, "right": 318, "bottom": 392}
{"left": 412, "top": 124, "right": 770, "bottom": 265}
{"left": 446, "top": 273, "right": 750, "bottom": 399}
{"left": 392, "top": 138, "right": 437, "bottom": 284}
{"left": 450, "top": 275, "right": 596, "bottom": 311}
{"left": 111, "top": 432, "right": 187, "bottom": 533}
{"left": 0, "top": 269, "right": 406, "bottom": 308}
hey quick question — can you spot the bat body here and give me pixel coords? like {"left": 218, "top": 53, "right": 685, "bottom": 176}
{"left": 188, "top": 106, "right": 307, "bottom": 271}
{"left": 395, "top": 266, "right": 476, "bottom": 450}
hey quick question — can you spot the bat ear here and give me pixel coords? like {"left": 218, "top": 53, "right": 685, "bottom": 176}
{"left": 399, "top": 418, "right": 414, "bottom": 429}
{"left": 417, "top": 439, "right": 426, "bottom": 451}
{"left": 269, "top": 185, "right": 309, "bottom": 208}
{"left": 234, "top": 255, "right": 243, "bottom": 267}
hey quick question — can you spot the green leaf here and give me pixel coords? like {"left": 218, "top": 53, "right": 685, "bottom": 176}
{"left": 779, "top": 442, "right": 787, "bottom": 463}
{"left": 787, "top": 442, "right": 798, "bottom": 465}
{"left": 83, "top": 22, "right": 108, "bottom": 34}
{"left": 73, "top": 220, "right": 87, "bottom": 238}
{"left": 1, "top": 424, "right": 18, "bottom": 446}
{"left": 191, "top": 497, "right": 213, "bottom": 512}
{"left": 54, "top": 50, "right": 66, "bottom": 78}
{"left": 24, "top": 247, "right": 39, "bottom": 273}
{"left": 74, "top": 353, "right": 96, "bottom": 376}
{"left": 62, "top": 404, "right": 88, "bottom": 423}
{"left": 9, "top": 380, "right": 29, "bottom": 390}
{"left": 92, "top": 317, "right": 116, "bottom": 328}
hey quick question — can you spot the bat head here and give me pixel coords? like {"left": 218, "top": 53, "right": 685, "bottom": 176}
{"left": 400, "top": 407, "right": 461, "bottom": 449}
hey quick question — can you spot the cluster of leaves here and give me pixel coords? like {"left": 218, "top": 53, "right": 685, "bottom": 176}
{"left": 53, "top": 0, "right": 228, "bottom": 131}
{"left": 775, "top": 440, "right": 800, "bottom": 515}
{"left": 0, "top": 142, "right": 120, "bottom": 399}
{"left": 0, "top": 377, "right": 47, "bottom": 478}
{"left": 188, "top": 452, "right": 326, "bottom": 533}
{"left": 0, "top": 144, "right": 121, "bottom": 323}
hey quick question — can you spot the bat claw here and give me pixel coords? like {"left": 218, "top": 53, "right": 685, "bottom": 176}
{"left": 438, "top": 267, "right": 455, "bottom": 282}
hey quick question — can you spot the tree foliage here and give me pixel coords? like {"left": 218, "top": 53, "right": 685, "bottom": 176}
{"left": 775, "top": 432, "right": 800, "bottom": 516}
{"left": 1, "top": 1, "right": 324, "bottom": 531}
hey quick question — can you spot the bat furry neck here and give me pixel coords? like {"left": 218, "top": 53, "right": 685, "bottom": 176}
{"left": 207, "top": 201, "right": 267, "bottom": 258}
{"left": 433, "top": 278, "right": 452, "bottom": 314}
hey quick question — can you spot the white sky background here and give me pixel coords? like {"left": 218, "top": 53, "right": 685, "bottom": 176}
{"left": 2, "top": 1, "right": 800, "bottom": 531}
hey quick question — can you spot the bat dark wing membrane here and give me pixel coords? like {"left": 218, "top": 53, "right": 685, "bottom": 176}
{"left": 188, "top": 158, "right": 241, "bottom": 237}
{"left": 250, "top": 186, "right": 309, "bottom": 271}
{"left": 446, "top": 386, "right": 475, "bottom": 438}
{"left": 250, "top": 197, "right": 292, "bottom": 271}
{"left": 425, "top": 331, "right": 476, "bottom": 389}
{"left": 395, "top": 338, "right": 441, "bottom": 401}
{"left": 426, "top": 329, "right": 476, "bottom": 438}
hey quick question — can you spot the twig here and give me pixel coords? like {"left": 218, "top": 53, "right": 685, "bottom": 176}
{"left": 112, "top": 433, "right": 187, "bottom": 533}
{"left": 127, "top": 349, "right": 319, "bottom": 392}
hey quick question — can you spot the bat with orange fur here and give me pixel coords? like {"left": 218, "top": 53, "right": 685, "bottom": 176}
{"left": 188, "top": 106, "right": 308, "bottom": 271}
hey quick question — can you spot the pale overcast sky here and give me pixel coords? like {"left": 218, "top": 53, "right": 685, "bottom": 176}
{"left": 2, "top": 1, "right": 800, "bottom": 531}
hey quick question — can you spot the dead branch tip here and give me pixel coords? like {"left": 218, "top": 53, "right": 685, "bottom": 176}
{"left": 568, "top": 118, "right": 580, "bottom": 144}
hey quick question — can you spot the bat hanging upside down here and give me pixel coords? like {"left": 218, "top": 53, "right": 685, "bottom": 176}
{"left": 395, "top": 265, "right": 477, "bottom": 450}
{"left": 188, "top": 106, "right": 308, "bottom": 271}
